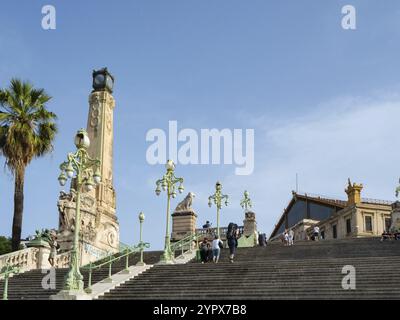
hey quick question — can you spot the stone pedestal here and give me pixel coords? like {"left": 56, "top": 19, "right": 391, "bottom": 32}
{"left": 237, "top": 211, "right": 258, "bottom": 248}
{"left": 26, "top": 239, "right": 52, "bottom": 269}
{"left": 390, "top": 201, "right": 400, "bottom": 232}
{"left": 243, "top": 211, "right": 257, "bottom": 237}
{"left": 50, "top": 290, "right": 91, "bottom": 300}
{"left": 171, "top": 210, "right": 197, "bottom": 241}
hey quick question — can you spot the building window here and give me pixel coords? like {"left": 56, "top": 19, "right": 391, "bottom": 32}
{"left": 320, "top": 230, "right": 325, "bottom": 239}
{"left": 385, "top": 218, "right": 392, "bottom": 232}
{"left": 332, "top": 225, "right": 337, "bottom": 239}
{"left": 346, "top": 218, "right": 351, "bottom": 234}
{"left": 364, "top": 216, "right": 373, "bottom": 232}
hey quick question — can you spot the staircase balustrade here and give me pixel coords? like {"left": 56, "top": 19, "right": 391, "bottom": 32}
{"left": 81, "top": 241, "right": 150, "bottom": 293}
{"left": 0, "top": 248, "right": 38, "bottom": 273}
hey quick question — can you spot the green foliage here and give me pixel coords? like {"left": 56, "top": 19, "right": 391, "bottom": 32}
{"left": 0, "top": 236, "right": 12, "bottom": 255}
{"left": 33, "top": 229, "right": 53, "bottom": 244}
{"left": 0, "top": 79, "right": 58, "bottom": 250}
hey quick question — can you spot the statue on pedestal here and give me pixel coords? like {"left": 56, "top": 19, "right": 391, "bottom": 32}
{"left": 171, "top": 192, "right": 197, "bottom": 241}
{"left": 174, "top": 192, "right": 195, "bottom": 212}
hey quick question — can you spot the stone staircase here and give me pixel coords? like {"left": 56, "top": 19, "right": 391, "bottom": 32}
{"left": 0, "top": 250, "right": 163, "bottom": 300}
{"left": 99, "top": 238, "right": 400, "bottom": 300}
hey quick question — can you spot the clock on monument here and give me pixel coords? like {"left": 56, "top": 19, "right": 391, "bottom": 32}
{"left": 92, "top": 67, "right": 114, "bottom": 93}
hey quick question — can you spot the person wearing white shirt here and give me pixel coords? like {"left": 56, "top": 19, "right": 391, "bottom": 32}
{"left": 212, "top": 235, "right": 223, "bottom": 263}
{"left": 288, "top": 229, "right": 294, "bottom": 246}
{"left": 313, "top": 226, "right": 320, "bottom": 241}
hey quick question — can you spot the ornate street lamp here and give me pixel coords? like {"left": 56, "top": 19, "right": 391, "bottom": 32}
{"left": 240, "top": 190, "right": 252, "bottom": 212}
{"left": 58, "top": 129, "right": 101, "bottom": 292}
{"left": 155, "top": 160, "right": 184, "bottom": 264}
{"left": 136, "top": 211, "right": 146, "bottom": 266}
{"left": 208, "top": 182, "right": 229, "bottom": 238}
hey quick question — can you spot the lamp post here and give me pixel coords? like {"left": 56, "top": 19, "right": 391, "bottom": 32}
{"left": 57, "top": 129, "right": 101, "bottom": 292}
{"left": 208, "top": 182, "right": 229, "bottom": 238}
{"left": 240, "top": 190, "right": 252, "bottom": 212}
{"left": 136, "top": 212, "right": 146, "bottom": 266}
{"left": 155, "top": 160, "right": 184, "bottom": 264}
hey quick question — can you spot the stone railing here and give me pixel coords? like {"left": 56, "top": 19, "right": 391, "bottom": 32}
{"left": 54, "top": 251, "right": 71, "bottom": 268}
{"left": 0, "top": 247, "right": 39, "bottom": 274}
{"left": 195, "top": 226, "right": 244, "bottom": 238}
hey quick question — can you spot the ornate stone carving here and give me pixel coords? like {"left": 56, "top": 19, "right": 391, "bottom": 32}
{"left": 174, "top": 192, "right": 195, "bottom": 212}
{"left": 81, "top": 195, "right": 95, "bottom": 209}
{"left": 82, "top": 221, "right": 96, "bottom": 242}
{"left": 245, "top": 211, "right": 256, "bottom": 221}
{"left": 107, "top": 231, "right": 116, "bottom": 246}
{"left": 89, "top": 97, "right": 101, "bottom": 131}
{"left": 57, "top": 190, "right": 76, "bottom": 232}
{"left": 106, "top": 105, "right": 112, "bottom": 132}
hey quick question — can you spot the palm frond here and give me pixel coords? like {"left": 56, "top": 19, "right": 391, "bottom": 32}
{"left": 0, "top": 79, "right": 57, "bottom": 171}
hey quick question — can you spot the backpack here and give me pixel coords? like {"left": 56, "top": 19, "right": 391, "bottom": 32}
{"left": 227, "top": 223, "right": 238, "bottom": 240}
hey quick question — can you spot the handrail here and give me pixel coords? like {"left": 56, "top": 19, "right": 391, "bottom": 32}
{"left": 195, "top": 226, "right": 244, "bottom": 238}
{"left": 1, "top": 264, "right": 20, "bottom": 300}
{"left": 81, "top": 241, "right": 150, "bottom": 293}
{"left": 118, "top": 241, "right": 132, "bottom": 252}
{"left": 170, "top": 233, "right": 201, "bottom": 257}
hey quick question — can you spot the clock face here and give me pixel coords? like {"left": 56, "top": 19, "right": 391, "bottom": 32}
{"left": 94, "top": 74, "right": 105, "bottom": 86}
{"left": 106, "top": 75, "right": 114, "bottom": 90}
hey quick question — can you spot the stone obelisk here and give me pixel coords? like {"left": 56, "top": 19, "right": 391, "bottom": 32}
{"left": 57, "top": 68, "right": 119, "bottom": 264}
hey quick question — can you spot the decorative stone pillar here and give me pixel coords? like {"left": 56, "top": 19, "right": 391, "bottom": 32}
{"left": 171, "top": 211, "right": 197, "bottom": 241}
{"left": 345, "top": 178, "right": 363, "bottom": 206}
{"left": 56, "top": 68, "right": 120, "bottom": 265}
{"left": 26, "top": 239, "right": 51, "bottom": 269}
{"left": 238, "top": 211, "right": 258, "bottom": 248}
{"left": 390, "top": 201, "right": 400, "bottom": 232}
{"left": 243, "top": 211, "right": 257, "bottom": 237}
{"left": 171, "top": 192, "right": 197, "bottom": 241}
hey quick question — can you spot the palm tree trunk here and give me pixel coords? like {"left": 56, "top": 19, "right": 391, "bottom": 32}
{"left": 11, "top": 166, "right": 25, "bottom": 251}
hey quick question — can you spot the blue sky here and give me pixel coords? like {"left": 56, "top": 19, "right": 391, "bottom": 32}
{"left": 1, "top": 0, "right": 400, "bottom": 249}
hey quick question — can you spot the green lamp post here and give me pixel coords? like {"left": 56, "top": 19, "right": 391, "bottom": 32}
{"left": 240, "top": 190, "right": 252, "bottom": 212}
{"left": 208, "top": 182, "right": 229, "bottom": 238}
{"left": 136, "top": 211, "right": 146, "bottom": 266}
{"left": 58, "top": 129, "right": 101, "bottom": 292}
{"left": 155, "top": 160, "right": 184, "bottom": 264}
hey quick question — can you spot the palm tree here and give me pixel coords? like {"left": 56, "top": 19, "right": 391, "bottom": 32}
{"left": 0, "top": 79, "right": 57, "bottom": 251}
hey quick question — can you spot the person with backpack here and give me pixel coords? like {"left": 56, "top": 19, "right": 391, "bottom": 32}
{"left": 199, "top": 238, "right": 209, "bottom": 263}
{"left": 226, "top": 223, "right": 239, "bottom": 263}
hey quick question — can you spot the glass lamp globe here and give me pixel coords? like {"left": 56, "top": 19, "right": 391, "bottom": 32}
{"left": 139, "top": 212, "right": 145, "bottom": 222}
{"left": 74, "top": 129, "right": 90, "bottom": 149}
{"left": 93, "top": 168, "right": 101, "bottom": 184}
{"left": 66, "top": 163, "right": 74, "bottom": 178}
{"left": 85, "top": 179, "right": 95, "bottom": 192}
{"left": 58, "top": 173, "right": 67, "bottom": 186}
{"left": 165, "top": 160, "right": 175, "bottom": 171}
